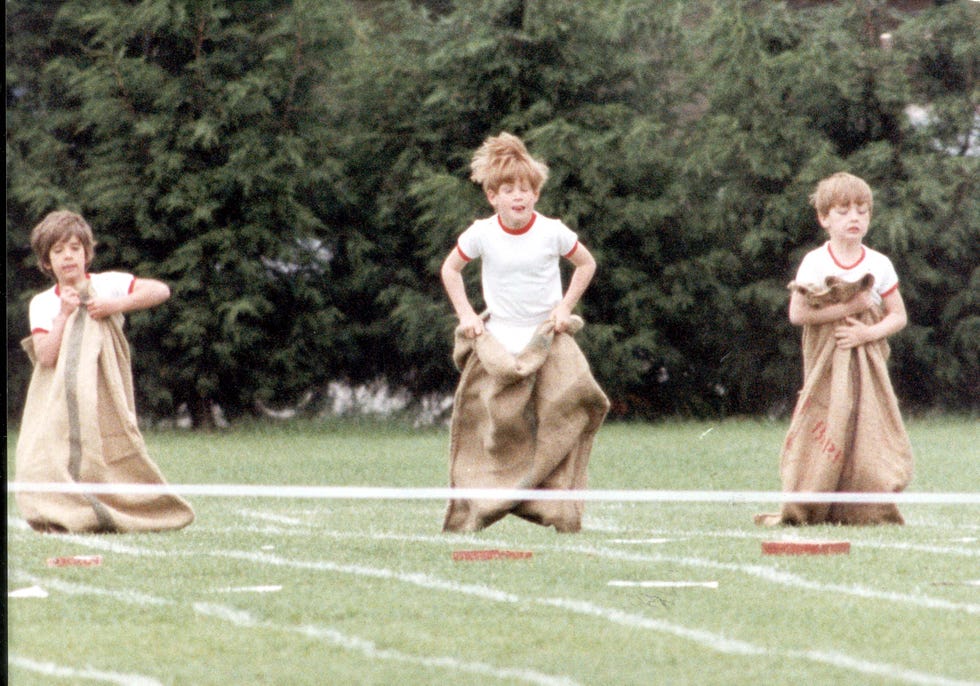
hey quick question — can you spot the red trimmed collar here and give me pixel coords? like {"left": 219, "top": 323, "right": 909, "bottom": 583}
{"left": 497, "top": 213, "right": 536, "bottom": 235}
{"left": 827, "top": 243, "right": 865, "bottom": 270}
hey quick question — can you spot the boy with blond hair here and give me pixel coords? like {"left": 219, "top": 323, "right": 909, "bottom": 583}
{"left": 757, "top": 172, "right": 914, "bottom": 526}
{"left": 441, "top": 132, "right": 597, "bottom": 354}
{"left": 789, "top": 172, "right": 908, "bottom": 343}
{"left": 440, "top": 133, "right": 608, "bottom": 532}
{"left": 16, "top": 210, "right": 194, "bottom": 533}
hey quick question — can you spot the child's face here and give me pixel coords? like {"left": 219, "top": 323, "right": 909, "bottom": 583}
{"left": 47, "top": 235, "right": 89, "bottom": 287}
{"left": 486, "top": 180, "right": 540, "bottom": 230}
{"left": 818, "top": 200, "right": 870, "bottom": 244}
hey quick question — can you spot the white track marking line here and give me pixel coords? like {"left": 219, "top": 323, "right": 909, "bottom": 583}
{"left": 838, "top": 540, "right": 978, "bottom": 557}
{"left": 550, "top": 542, "right": 980, "bottom": 615}
{"left": 193, "top": 602, "right": 580, "bottom": 686}
{"left": 216, "top": 527, "right": 979, "bottom": 614}
{"left": 9, "top": 570, "right": 170, "bottom": 607}
{"left": 786, "top": 649, "right": 980, "bottom": 686}
{"left": 606, "top": 527, "right": 980, "bottom": 557}
{"left": 11, "top": 539, "right": 974, "bottom": 685}
{"left": 19, "top": 527, "right": 979, "bottom": 614}
{"left": 8, "top": 655, "right": 164, "bottom": 686}
{"left": 67, "top": 526, "right": 980, "bottom": 612}
{"left": 209, "top": 548, "right": 980, "bottom": 683}
{"left": 236, "top": 509, "right": 307, "bottom": 526}
{"left": 9, "top": 585, "right": 49, "bottom": 598}
{"left": 7, "top": 567, "right": 575, "bottom": 685}
{"left": 215, "top": 549, "right": 521, "bottom": 602}
{"left": 539, "top": 596, "right": 763, "bottom": 656}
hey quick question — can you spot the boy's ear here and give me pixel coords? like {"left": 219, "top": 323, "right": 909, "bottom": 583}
{"left": 485, "top": 189, "right": 497, "bottom": 204}
{"left": 816, "top": 212, "right": 830, "bottom": 229}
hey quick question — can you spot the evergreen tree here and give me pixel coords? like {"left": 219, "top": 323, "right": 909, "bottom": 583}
{"left": 329, "top": 0, "right": 685, "bottom": 406}
{"left": 7, "top": 0, "right": 353, "bottom": 426}
{"left": 888, "top": 1, "right": 979, "bottom": 409}
{"left": 8, "top": 0, "right": 976, "bottom": 424}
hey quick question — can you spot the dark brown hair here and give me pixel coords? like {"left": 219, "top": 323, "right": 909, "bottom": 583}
{"left": 29, "top": 210, "right": 97, "bottom": 277}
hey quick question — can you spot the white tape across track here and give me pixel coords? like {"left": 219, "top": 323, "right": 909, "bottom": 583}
{"left": 7, "top": 482, "right": 980, "bottom": 504}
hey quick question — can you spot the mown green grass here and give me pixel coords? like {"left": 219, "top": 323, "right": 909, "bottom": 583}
{"left": 6, "top": 417, "right": 980, "bottom": 685}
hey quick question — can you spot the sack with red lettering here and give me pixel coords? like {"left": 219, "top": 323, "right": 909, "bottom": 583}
{"left": 755, "top": 279, "right": 913, "bottom": 526}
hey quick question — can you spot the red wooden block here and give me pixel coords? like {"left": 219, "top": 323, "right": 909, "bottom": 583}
{"left": 452, "top": 549, "right": 533, "bottom": 561}
{"left": 762, "top": 540, "right": 850, "bottom": 555}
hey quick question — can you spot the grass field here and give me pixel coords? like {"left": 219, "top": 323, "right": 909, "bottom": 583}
{"left": 6, "top": 417, "right": 980, "bottom": 685}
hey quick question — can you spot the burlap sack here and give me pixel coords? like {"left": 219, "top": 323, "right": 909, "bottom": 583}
{"left": 756, "top": 276, "right": 913, "bottom": 526}
{"left": 443, "top": 316, "right": 609, "bottom": 532}
{"left": 15, "top": 285, "right": 194, "bottom": 533}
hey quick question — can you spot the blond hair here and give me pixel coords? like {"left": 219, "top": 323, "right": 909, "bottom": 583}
{"left": 30, "top": 210, "right": 97, "bottom": 277}
{"left": 809, "top": 172, "right": 874, "bottom": 217}
{"left": 469, "top": 132, "right": 549, "bottom": 193}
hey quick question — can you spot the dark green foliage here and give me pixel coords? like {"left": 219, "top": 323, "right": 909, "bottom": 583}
{"left": 7, "top": 0, "right": 978, "bottom": 425}
{"left": 7, "top": 0, "right": 354, "bottom": 425}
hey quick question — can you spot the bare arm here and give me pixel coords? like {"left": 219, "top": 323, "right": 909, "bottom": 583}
{"left": 552, "top": 243, "right": 596, "bottom": 333}
{"left": 440, "top": 249, "right": 484, "bottom": 338}
{"left": 86, "top": 277, "right": 171, "bottom": 320}
{"left": 788, "top": 289, "right": 875, "bottom": 327}
{"left": 32, "top": 284, "right": 84, "bottom": 367}
{"left": 834, "top": 288, "right": 907, "bottom": 349}
{"left": 32, "top": 278, "right": 171, "bottom": 367}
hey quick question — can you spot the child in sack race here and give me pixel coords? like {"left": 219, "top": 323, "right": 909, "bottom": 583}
{"left": 15, "top": 210, "right": 194, "bottom": 533}
{"left": 756, "top": 172, "right": 914, "bottom": 526}
{"left": 440, "top": 132, "right": 609, "bottom": 532}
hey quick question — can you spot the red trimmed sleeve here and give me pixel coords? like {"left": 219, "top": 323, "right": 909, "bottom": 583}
{"left": 563, "top": 241, "right": 579, "bottom": 258}
{"left": 456, "top": 245, "right": 472, "bottom": 262}
{"left": 881, "top": 282, "right": 900, "bottom": 298}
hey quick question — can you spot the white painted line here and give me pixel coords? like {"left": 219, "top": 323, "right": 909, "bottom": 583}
{"left": 11, "top": 538, "right": 973, "bottom": 686}
{"left": 599, "top": 526, "right": 980, "bottom": 558}
{"left": 8, "top": 585, "right": 49, "bottom": 598}
{"left": 8, "top": 570, "right": 171, "bottom": 607}
{"left": 12, "top": 562, "right": 576, "bottom": 686}
{"left": 211, "top": 585, "right": 283, "bottom": 593}
{"left": 8, "top": 655, "right": 163, "bottom": 686}
{"left": 608, "top": 538, "right": 674, "bottom": 545}
{"left": 237, "top": 509, "right": 306, "bottom": 526}
{"left": 194, "top": 602, "right": 581, "bottom": 686}
{"left": 540, "top": 596, "right": 763, "bottom": 656}
{"left": 8, "top": 482, "right": 980, "bottom": 504}
{"left": 786, "top": 649, "right": 978, "bottom": 686}
{"left": 608, "top": 580, "right": 719, "bottom": 589}
{"left": 554, "top": 542, "right": 980, "bottom": 615}
{"left": 26, "top": 528, "right": 980, "bottom": 615}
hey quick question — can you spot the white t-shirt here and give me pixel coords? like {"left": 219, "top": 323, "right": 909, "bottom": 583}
{"left": 29, "top": 271, "right": 136, "bottom": 334}
{"left": 457, "top": 212, "right": 579, "bottom": 353}
{"left": 794, "top": 242, "right": 899, "bottom": 305}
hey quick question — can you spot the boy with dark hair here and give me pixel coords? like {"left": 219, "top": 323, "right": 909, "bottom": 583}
{"left": 16, "top": 210, "right": 194, "bottom": 533}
